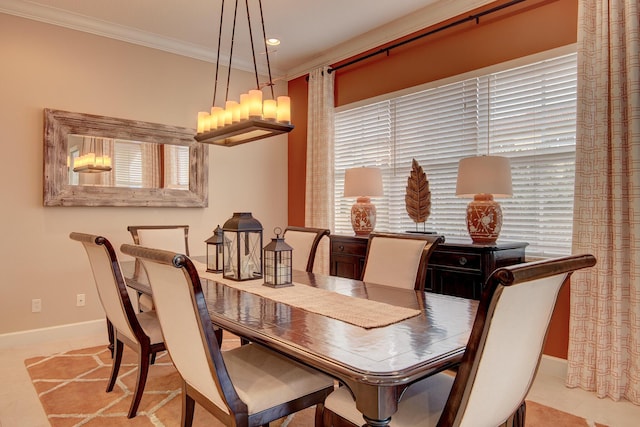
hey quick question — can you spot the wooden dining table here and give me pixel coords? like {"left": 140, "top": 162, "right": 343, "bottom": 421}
{"left": 123, "top": 259, "right": 478, "bottom": 427}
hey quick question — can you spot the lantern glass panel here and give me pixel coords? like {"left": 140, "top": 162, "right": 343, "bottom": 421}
{"left": 222, "top": 213, "right": 263, "bottom": 281}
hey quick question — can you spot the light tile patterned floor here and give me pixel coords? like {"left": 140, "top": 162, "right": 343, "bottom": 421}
{"left": 1, "top": 330, "right": 638, "bottom": 427}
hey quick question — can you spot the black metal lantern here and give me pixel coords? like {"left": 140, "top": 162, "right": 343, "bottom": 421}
{"left": 205, "top": 225, "right": 227, "bottom": 273}
{"left": 263, "top": 227, "right": 293, "bottom": 288}
{"left": 222, "top": 212, "right": 263, "bottom": 281}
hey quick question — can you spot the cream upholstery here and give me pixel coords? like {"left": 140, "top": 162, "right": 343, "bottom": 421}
{"left": 284, "top": 227, "right": 330, "bottom": 272}
{"left": 362, "top": 236, "right": 430, "bottom": 289}
{"left": 323, "top": 254, "right": 597, "bottom": 427}
{"left": 136, "top": 227, "right": 190, "bottom": 254}
{"left": 69, "top": 232, "right": 166, "bottom": 419}
{"left": 127, "top": 225, "right": 190, "bottom": 312}
{"left": 121, "top": 244, "right": 335, "bottom": 426}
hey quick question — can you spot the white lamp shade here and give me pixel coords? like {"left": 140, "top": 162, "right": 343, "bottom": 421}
{"left": 344, "top": 167, "right": 383, "bottom": 197}
{"left": 456, "top": 156, "right": 513, "bottom": 198}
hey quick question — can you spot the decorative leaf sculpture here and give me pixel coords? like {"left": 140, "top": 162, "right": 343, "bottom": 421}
{"left": 405, "top": 158, "right": 431, "bottom": 224}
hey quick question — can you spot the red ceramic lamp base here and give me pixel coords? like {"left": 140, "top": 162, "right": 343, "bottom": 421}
{"left": 466, "top": 194, "right": 503, "bottom": 244}
{"left": 351, "top": 197, "right": 377, "bottom": 236}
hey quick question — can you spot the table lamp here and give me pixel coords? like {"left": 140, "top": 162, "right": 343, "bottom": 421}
{"left": 343, "top": 166, "right": 383, "bottom": 236}
{"left": 456, "top": 156, "right": 512, "bottom": 244}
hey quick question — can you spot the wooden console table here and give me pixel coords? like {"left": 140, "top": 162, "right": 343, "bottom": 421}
{"left": 329, "top": 234, "right": 527, "bottom": 300}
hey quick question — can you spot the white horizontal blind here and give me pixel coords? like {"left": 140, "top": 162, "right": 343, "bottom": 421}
{"left": 114, "top": 140, "right": 143, "bottom": 188}
{"left": 334, "top": 52, "right": 577, "bottom": 257}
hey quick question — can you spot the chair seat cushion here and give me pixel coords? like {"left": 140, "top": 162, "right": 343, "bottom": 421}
{"left": 135, "top": 311, "right": 164, "bottom": 345}
{"left": 223, "top": 343, "right": 334, "bottom": 414}
{"left": 324, "top": 372, "right": 454, "bottom": 426}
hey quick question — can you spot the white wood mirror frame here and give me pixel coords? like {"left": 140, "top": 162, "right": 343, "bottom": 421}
{"left": 43, "top": 109, "right": 208, "bottom": 207}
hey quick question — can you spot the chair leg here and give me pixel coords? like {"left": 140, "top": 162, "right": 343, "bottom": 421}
{"left": 214, "top": 327, "right": 223, "bottom": 348}
{"left": 150, "top": 352, "right": 157, "bottom": 365}
{"left": 106, "top": 338, "right": 123, "bottom": 392}
{"left": 127, "top": 348, "right": 151, "bottom": 418}
{"left": 315, "top": 403, "right": 325, "bottom": 426}
{"left": 182, "top": 383, "right": 195, "bottom": 427}
{"left": 510, "top": 401, "right": 526, "bottom": 427}
{"left": 106, "top": 319, "right": 114, "bottom": 358}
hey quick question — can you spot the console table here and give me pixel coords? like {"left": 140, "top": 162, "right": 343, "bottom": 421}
{"left": 329, "top": 234, "right": 527, "bottom": 300}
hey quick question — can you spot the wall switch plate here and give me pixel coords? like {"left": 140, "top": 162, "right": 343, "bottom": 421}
{"left": 76, "top": 294, "right": 86, "bottom": 307}
{"left": 32, "top": 299, "right": 42, "bottom": 312}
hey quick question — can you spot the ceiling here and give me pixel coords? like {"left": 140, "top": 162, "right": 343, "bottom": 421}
{"left": 0, "top": 0, "right": 493, "bottom": 79}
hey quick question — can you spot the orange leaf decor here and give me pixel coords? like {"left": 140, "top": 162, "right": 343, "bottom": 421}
{"left": 405, "top": 159, "right": 431, "bottom": 224}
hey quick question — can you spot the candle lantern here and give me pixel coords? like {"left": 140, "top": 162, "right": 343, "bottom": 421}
{"left": 222, "top": 212, "right": 263, "bottom": 281}
{"left": 263, "top": 227, "right": 293, "bottom": 288}
{"left": 205, "top": 225, "right": 227, "bottom": 273}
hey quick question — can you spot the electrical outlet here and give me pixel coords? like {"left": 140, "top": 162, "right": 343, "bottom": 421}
{"left": 76, "top": 293, "right": 86, "bottom": 307}
{"left": 32, "top": 299, "right": 42, "bottom": 313}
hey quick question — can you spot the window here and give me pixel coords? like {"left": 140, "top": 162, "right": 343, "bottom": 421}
{"left": 334, "top": 50, "right": 577, "bottom": 257}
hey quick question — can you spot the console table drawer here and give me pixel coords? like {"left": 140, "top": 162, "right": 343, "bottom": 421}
{"left": 429, "top": 251, "right": 481, "bottom": 271}
{"left": 331, "top": 240, "right": 367, "bottom": 256}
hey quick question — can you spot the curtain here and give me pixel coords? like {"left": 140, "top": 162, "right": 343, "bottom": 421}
{"left": 567, "top": 0, "right": 640, "bottom": 404}
{"left": 142, "top": 141, "right": 161, "bottom": 188}
{"left": 305, "top": 66, "right": 335, "bottom": 274}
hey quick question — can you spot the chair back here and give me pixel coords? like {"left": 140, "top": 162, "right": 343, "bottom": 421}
{"left": 69, "top": 232, "right": 145, "bottom": 345}
{"left": 438, "top": 254, "right": 597, "bottom": 427}
{"left": 120, "top": 244, "right": 241, "bottom": 417}
{"left": 127, "top": 225, "right": 190, "bottom": 255}
{"left": 284, "top": 226, "right": 330, "bottom": 272}
{"left": 362, "top": 232, "right": 444, "bottom": 290}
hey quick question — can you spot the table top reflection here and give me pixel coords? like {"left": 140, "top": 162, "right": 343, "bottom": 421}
{"left": 124, "top": 262, "right": 477, "bottom": 426}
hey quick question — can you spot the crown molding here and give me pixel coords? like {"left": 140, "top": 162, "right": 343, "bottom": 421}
{"left": 0, "top": 0, "right": 282, "bottom": 76}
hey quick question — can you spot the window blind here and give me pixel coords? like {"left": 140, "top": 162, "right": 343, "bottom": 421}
{"left": 114, "top": 140, "right": 143, "bottom": 188}
{"left": 334, "top": 52, "right": 577, "bottom": 257}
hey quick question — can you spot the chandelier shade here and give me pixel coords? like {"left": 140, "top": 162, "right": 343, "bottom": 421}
{"left": 196, "top": 0, "right": 293, "bottom": 146}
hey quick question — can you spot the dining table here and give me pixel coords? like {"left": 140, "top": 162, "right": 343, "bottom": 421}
{"left": 123, "top": 258, "right": 478, "bottom": 427}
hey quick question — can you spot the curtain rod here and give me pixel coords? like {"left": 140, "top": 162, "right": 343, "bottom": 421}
{"left": 327, "top": 0, "right": 526, "bottom": 74}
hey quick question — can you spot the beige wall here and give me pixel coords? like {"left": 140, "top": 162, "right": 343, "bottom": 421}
{"left": 0, "top": 13, "right": 288, "bottom": 335}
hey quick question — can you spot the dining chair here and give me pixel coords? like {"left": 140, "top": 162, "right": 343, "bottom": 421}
{"left": 127, "top": 225, "right": 190, "bottom": 311}
{"left": 361, "top": 232, "right": 444, "bottom": 290}
{"left": 120, "top": 243, "right": 335, "bottom": 427}
{"left": 69, "top": 232, "right": 166, "bottom": 419}
{"left": 322, "top": 253, "right": 597, "bottom": 427}
{"left": 284, "top": 226, "right": 330, "bottom": 272}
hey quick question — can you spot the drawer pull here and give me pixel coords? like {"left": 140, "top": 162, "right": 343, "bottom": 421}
{"left": 338, "top": 245, "right": 344, "bottom": 251}
{"left": 458, "top": 257, "right": 468, "bottom": 266}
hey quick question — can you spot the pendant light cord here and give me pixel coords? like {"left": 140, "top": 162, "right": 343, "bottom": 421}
{"left": 257, "top": 0, "right": 275, "bottom": 100}
{"left": 225, "top": 0, "right": 240, "bottom": 102}
{"left": 212, "top": 0, "right": 225, "bottom": 108}
{"left": 211, "top": 0, "right": 276, "bottom": 105}
{"left": 245, "top": 0, "right": 260, "bottom": 91}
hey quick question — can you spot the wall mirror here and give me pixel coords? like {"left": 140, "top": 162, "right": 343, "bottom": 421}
{"left": 44, "top": 109, "right": 208, "bottom": 207}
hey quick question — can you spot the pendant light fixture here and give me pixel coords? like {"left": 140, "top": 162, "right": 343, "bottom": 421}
{"left": 195, "top": 0, "right": 293, "bottom": 147}
{"left": 72, "top": 136, "right": 112, "bottom": 173}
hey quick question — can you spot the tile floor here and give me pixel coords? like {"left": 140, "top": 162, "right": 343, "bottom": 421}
{"left": 1, "top": 330, "right": 638, "bottom": 427}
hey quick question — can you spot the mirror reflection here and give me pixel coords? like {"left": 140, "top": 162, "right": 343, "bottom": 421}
{"left": 44, "top": 108, "right": 208, "bottom": 207}
{"left": 67, "top": 134, "right": 190, "bottom": 189}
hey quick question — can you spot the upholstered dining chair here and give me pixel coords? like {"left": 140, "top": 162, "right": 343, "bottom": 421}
{"left": 127, "top": 225, "right": 190, "bottom": 312}
{"left": 322, "top": 253, "right": 597, "bottom": 427}
{"left": 69, "top": 232, "right": 166, "bottom": 419}
{"left": 284, "top": 226, "right": 330, "bottom": 272}
{"left": 120, "top": 244, "right": 335, "bottom": 427}
{"left": 361, "top": 232, "right": 444, "bottom": 290}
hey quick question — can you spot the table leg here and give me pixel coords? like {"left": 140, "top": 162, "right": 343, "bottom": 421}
{"left": 362, "top": 415, "right": 392, "bottom": 426}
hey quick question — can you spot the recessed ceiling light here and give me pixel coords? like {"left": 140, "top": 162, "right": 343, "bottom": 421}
{"left": 266, "top": 38, "right": 281, "bottom": 46}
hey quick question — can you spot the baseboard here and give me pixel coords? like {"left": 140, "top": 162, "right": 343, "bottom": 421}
{"left": 0, "top": 319, "right": 106, "bottom": 349}
{"left": 539, "top": 354, "right": 568, "bottom": 378}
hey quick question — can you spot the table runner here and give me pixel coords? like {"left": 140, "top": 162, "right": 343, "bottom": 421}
{"left": 191, "top": 261, "right": 421, "bottom": 329}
